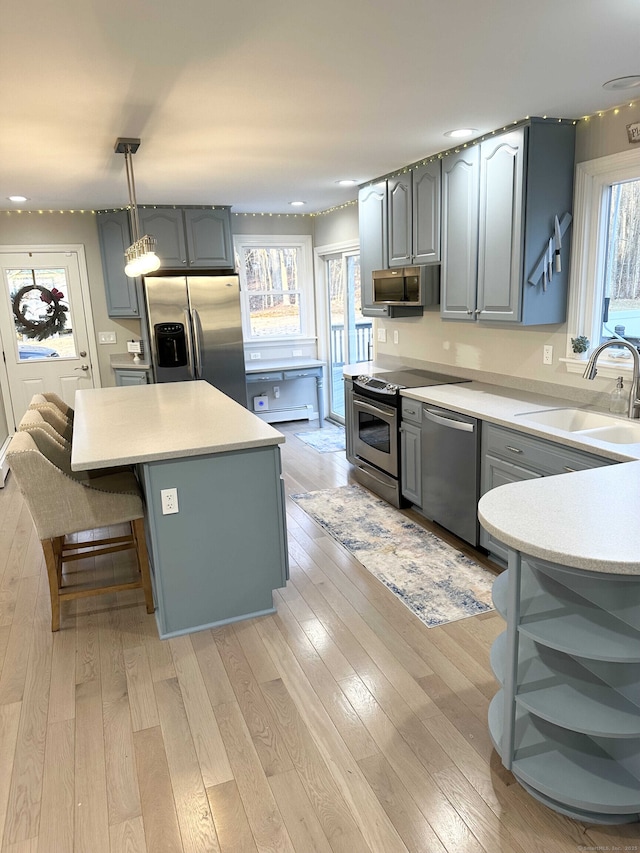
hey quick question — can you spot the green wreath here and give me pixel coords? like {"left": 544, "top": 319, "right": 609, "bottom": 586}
{"left": 12, "top": 285, "right": 68, "bottom": 342}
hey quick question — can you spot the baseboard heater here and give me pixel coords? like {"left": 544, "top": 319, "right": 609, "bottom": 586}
{"left": 253, "top": 404, "right": 315, "bottom": 424}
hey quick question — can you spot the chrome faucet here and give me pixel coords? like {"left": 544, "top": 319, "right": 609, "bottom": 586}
{"left": 582, "top": 340, "right": 640, "bottom": 418}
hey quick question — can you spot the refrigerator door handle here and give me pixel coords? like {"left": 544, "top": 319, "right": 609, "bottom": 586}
{"left": 191, "top": 308, "right": 203, "bottom": 379}
{"left": 183, "top": 308, "right": 196, "bottom": 379}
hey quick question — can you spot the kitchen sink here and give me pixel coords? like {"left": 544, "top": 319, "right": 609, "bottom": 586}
{"left": 514, "top": 408, "right": 616, "bottom": 431}
{"left": 576, "top": 422, "right": 640, "bottom": 444}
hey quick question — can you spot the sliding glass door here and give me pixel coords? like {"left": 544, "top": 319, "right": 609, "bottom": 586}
{"left": 325, "top": 250, "right": 371, "bottom": 421}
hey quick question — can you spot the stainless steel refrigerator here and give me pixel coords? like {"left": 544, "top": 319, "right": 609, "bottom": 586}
{"left": 143, "top": 272, "right": 247, "bottom": 406}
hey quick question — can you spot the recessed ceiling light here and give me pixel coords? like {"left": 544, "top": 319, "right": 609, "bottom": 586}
{"left": 443, "top": 128, "right": 478, "bottom": 139}
{"left": 8, "top": 195, "right": 28, "bottom": 203}
{"left": 289, "top": 201, "right": 306, "bottom": 207}
{"left": 602, "top": 76, "right": 640, "bottom": 91}
{"left": 336, "top": 179, "right": 358, "bottom": 186}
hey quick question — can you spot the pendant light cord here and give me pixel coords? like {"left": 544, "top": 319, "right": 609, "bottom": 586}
{"left": 123, "top": 144, "right": 142, "bottom": 243}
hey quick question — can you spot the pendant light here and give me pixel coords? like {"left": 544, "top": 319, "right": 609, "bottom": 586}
{"left": 115, "top": 138, "right": 161, "bottom": 277}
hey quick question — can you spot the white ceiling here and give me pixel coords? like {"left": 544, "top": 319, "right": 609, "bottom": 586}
{"left": 1, "top": 0, "right": 639, "bottom": 214}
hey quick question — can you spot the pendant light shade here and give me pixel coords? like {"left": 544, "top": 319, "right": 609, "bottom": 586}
{"left": 115, "top": 138, "right": 161, "bottom": 277}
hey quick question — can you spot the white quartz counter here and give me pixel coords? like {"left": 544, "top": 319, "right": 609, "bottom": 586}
{"left": 478, "top": 461, "right": 640, "bottom": 574}
{"left": 72, "top": 381, "right": 284, "bottom": 471}
{"left": 401, "top": 381, "right": 640, "bottom": 462}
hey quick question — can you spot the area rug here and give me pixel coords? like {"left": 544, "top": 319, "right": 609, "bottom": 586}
{"left": 291, "top": 484, "right": 495, "bottom": 627}
{"left": 294, "top": 424, "right": 346, "bottom": 453}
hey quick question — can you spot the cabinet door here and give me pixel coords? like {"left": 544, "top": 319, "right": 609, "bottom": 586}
{"left": 97, "top": 210, "right": 140, "bottom": 318}
{"left": 184, "top": 208, "right": 233, "bottom": 268}
{"left": 387, "top": 173, "right": 412, "bottom": 268}
{"left": 114, "top": 369, "right": 149, "bottom": 386}
{"left": 479, "top": 452, "right": 541, "bottom": 560}
{"left": 358, "top": 182, "right": 389, "bottom": 318}
{"left": 400, "top": 421, "right": 421, "bottom": 506}
{"left": 412, "top": 160, "right": 441, "bottom": 264}
{"left": 477, "top": 128, "right": 525, "bottom": 322}
{"left": 441, "top": 147, "right": 479, "bottom": 320}
{"left": 138, "top": 208, "right": 187, "bottom": 267}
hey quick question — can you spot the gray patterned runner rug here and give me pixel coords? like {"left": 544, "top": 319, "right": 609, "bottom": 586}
{"left": 291, "top": 484, "right": 496, "bottom": 628}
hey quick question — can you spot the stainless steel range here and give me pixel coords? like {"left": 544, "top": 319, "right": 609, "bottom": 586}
{"left": 345, "top": 368, "right": 469, "bottom": 507}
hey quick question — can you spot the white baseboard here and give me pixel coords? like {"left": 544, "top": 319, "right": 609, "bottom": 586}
{"left": 254, "top": 404, "right": 317, "bottom": 424}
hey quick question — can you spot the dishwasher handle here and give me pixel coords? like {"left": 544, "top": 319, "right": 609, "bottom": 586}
{"left": 423, "top": 407, "right": 475, "bottom": 432}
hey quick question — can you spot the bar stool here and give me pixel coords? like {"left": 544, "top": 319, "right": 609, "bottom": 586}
{"left": 39, "top": 392, "right": 74, "bottom": 421}
{"left": 28, "top": 399, "right": 73, "bottom": 443}
{"left": 19, "top": 409, "right": 71, "bottom": 450}
{"left": 6, "top": 431, "right": 155, "bottom": 631}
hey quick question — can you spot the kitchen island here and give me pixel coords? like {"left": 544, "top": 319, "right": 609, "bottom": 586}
{"left": 72, "top": 381, "right": 289, "bottom": 638}
{"left": 478, "top": 464, "right": 640, "bottom": 824}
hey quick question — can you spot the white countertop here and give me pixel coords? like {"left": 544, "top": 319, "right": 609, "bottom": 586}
{"left": 401, "top": 381, "right": 640, "bottom": 462}
{"left": 478, "top": 461, "right": 640, "bottom": 573}
{"left": 72, "top": 381, "right": 284, "bottom": 471}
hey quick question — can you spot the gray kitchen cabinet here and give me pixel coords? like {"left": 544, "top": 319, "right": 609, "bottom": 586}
{"left": 388, "top": 160, "right": 441, "bottom": 268}
{"left": 441, "top": 146, "right": 479, "bottom": 320}
{"left": 490, "top": 555, "right": 640, "bottom": 824}
{"left": 441, "top": 119, "right": 575, "bottom": 325}
{"left": 96, "top": 209, "right": 140, "bottom": 318}
{"left": 400, "top": 397, "right": 422, "bottom": 506}
{"left": 359, "top": 181, "right": 389, "bottom": 318}
{"left": 113, "top": 368, "right": 150, "bottom": 387}
{"left": 138, "top": 206, "right": 233, "bottom": 269}
{"left": 480, "top": 423, "right": 612, "bottom": 563}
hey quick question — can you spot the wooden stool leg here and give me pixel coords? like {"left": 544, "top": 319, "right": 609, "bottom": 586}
{"left": 132, "top": 518, "right": 155, "bottom": 615}
{"left": 41, "top": 539, "right": 61, "bottom": 631}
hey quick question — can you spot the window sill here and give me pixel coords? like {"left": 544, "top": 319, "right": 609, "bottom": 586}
{"left": 561, "top": 356, "right": 635, "bottom": 378}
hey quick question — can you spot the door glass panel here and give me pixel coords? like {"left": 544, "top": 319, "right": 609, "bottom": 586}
{"left": 5, "top": 268, "right": 78, "bottom": 360}
{"left": 358, "top": 410, "right": 391, "bottom": 453}
{"left": 327, "top": 251, "right": 370, "bottom": 421}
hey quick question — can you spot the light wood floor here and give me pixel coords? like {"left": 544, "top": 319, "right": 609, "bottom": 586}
{"left": 0, "top": 422, "right": 637, "bottom": 852}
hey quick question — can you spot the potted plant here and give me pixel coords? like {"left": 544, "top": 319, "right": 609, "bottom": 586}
{"left": 571, "top": 335, "right": 590, "bottom": 359}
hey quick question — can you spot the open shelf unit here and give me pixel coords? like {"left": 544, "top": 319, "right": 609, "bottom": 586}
{"left": 490, "top": 556, "right": 640, "bottom": 824}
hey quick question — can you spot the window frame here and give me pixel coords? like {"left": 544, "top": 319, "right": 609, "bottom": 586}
{"left": 565, "top": 148, "right": 640, "bottom": 377}
{"left": 233, "top": 234, "right": 316, "bottom": 343}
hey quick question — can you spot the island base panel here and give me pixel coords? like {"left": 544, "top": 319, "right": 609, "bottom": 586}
{"left": 142, "top": 445, "right": 288, "bottom": 637}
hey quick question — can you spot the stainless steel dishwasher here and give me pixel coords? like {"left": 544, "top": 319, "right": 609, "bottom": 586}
{"left": 420, "top": 404, "right": 480, "bottom": 546}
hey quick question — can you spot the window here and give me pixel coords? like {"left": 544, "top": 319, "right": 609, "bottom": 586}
{"left": 234, "top": 235, "right": 315, "bottom": 341}
{"left": 566, "top": 148, "right": 640, "bottom": 375}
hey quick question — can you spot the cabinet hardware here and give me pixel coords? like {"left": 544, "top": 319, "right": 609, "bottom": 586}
{"left": 506, "top": 445, "right": 523, "bottom": 454}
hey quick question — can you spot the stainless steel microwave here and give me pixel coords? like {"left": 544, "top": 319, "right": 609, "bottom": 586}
{"left": 372, "top": 265, "right": 440, "bottom": 306}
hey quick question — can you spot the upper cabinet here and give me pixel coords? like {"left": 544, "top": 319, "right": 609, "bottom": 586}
{"left": 441, "top": 119, "right": 575, "bottom": 325}
{"left": 96, "top": 209, "right": 140, "bottom": 318}
{"left": 138, "top": 207, "right": 234, "bottom": 269}
{"left": 388, "top": 160, "right": 441, "bottom": 268}
{"left": 359, "top": 181, "right": 390, "bottom": 318}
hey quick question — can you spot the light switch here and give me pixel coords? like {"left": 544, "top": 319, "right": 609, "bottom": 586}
{"left": 98, "top": 331, "right": 117, "bottom": 344}
{"left": 377, "top": 328, "right": 387, "bottom": 343}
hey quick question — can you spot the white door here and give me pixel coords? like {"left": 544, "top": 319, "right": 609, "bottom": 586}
{"left": 0, "top": 250, "right": 95, "bottom": 429}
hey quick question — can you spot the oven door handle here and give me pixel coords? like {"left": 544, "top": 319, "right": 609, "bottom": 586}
{"left": 423, "top": 408, "right": 474, "bottom": 432}
{"left": 353, "top": 396, "right": 397, "bottom": 418}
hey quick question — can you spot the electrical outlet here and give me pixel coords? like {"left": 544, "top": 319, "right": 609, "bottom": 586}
{"left": 543, "top": 345, "right": 553, "bottom": 365}
{"left": 292, "top": 349, "right": 303, "bottom": 357}
{"left": 250, "top": 352, "right": 261, "bottom": 360}
{"left": 98, "top": 331, "right": 117, "bottom": 344}
{"left": 273, "top": 385, "right": 280, "bottom": 399}
{"left": 393, "top": 330, "right": 399, "bottom": 345}
{"left": 377, "top": 328, "right": 387, "bottom": 343}
{"left": 160, "top": 487, "right": 179, "bottom": 515}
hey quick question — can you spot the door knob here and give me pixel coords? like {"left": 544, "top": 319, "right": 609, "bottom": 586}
{"left": 79, "top": 350, "right": 87, "bottom": 357}
{"left": 75, "top": 364, "right": 89, "bottom": 372}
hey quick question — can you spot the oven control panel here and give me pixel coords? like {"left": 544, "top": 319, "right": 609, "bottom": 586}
{"left": 354, "top": 375, "right": 400, "bottom": 394}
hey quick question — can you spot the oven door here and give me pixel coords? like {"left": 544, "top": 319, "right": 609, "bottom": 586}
{"left": 351, "top": 394, "right": 399, "bottom": 478}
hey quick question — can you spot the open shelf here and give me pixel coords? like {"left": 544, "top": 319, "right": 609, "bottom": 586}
{"left": 489, "top": 693, "right": 640, "bottom": 818}
{"left": 492, "top": 632, "right": 640, "bottom": 738}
